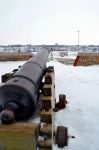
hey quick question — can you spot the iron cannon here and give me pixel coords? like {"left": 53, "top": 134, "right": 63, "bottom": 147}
{"left": 0, "top": 46, "right": 51, "bottom": 124}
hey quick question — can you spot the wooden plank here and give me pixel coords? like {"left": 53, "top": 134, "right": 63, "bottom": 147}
{"left": 43, "top": 84, "right": 52, "bottom": 96}
{"left": 40, "top": 109, "right": 52, "bottom": 123}
{"left": 37, "top": 139, "right": 52, "bottom": 149}
{"left": 0, "top": 123, "right": 37, "bottom": 150}
{"left": 74, "top": 52, "right": 99, "bottom": 66}
{"left": 42, "top": 96, "right": 52, "bottom": 109}
{"left": 45, "top": 73, "right": 53, "bottom": 84}
{"left": 40, "top": 123, "right": 52, "bottom": 136}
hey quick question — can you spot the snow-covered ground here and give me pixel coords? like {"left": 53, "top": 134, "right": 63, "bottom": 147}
{"left": 48, "top": 61, "right": 99, "bottom": 150}
{"left": 0, "top": 61, "right": 99, "bottom": 150}
{"left": 0, "top": 61, "right": 26, "bottom": 81}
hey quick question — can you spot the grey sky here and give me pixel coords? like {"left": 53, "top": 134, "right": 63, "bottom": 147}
{"left": 0, "top": 0, "right": 99, "bottom": 45}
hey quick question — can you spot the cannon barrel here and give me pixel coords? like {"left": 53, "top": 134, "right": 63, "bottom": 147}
{"left": 0, "top": 46, "right": 51, "bottom": 124}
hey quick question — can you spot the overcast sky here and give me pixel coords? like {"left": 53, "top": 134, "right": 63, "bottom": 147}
{"left": 0, "top": 0, "right": 99, "bottom": 45}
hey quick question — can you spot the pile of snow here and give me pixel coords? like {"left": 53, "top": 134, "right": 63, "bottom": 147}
{"left": 0, "top": 60, "right": 99, "bottom": 150}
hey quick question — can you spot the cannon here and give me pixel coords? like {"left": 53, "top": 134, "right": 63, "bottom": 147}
{"left": 0, "top": 48, "right": 71, "bottom": 149}
{"left": 0, "top": 46, "right": 51, "bottom": 124}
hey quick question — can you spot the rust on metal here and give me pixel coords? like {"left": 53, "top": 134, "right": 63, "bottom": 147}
{"left": 59, "top": 94, "right": 67, "bottom": 109}
{"left": 56, "top": 126, "right": 68, "bottom": 147}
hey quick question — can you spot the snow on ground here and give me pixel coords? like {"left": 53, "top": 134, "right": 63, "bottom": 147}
{"left": 47, "top": 61, "right": 99, "bottom": 150}
{"left": 0, "top": 60, "right": 99, "bottom": 150}
{"left": 0, "top": 61, "right": 26, "bottom": 83}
